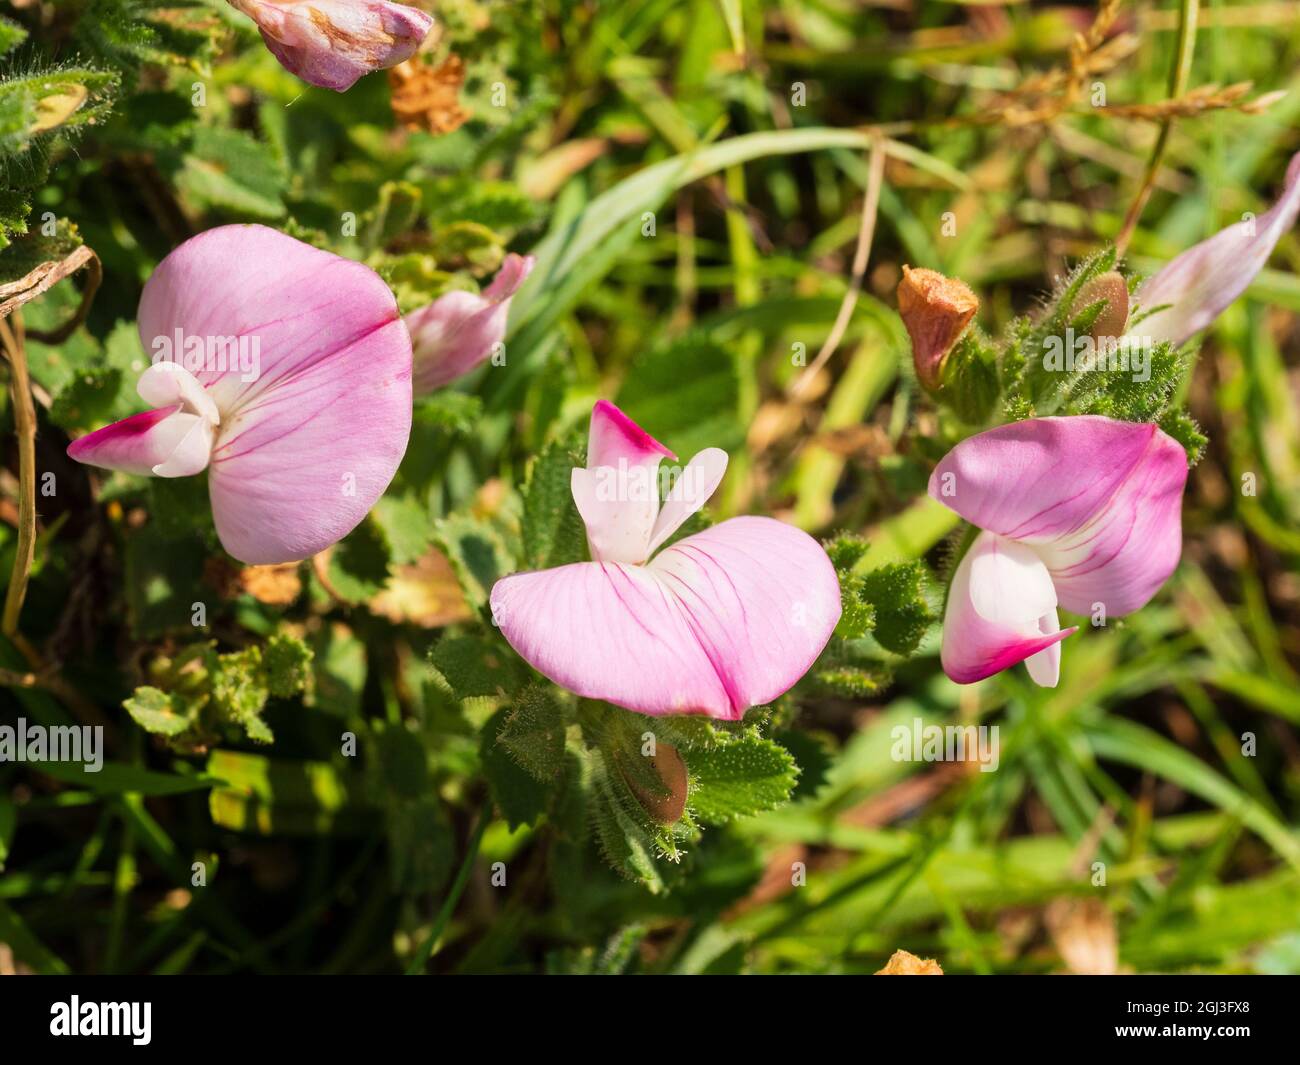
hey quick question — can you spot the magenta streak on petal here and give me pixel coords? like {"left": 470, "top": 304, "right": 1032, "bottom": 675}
{"left": 672, "top": 542, "right": 749, "bottom": 626}
{"left": 1006, "top": 424, "right": 1159, "bottom": 544}
{"left": 1034, "top": 423, "right": 1170, "bottom": 579}
{"left": 1047, "top": 506, "right": 1137, "bottom": 578}
{"left": 66, "top": 406, "right": 179, "bottom": 472}
{"left": 657, "top": 574, "right": 747, "bottom": 716}
{"left": 602, "top": 563, "right": 661, "bottom": 642}
{"left": 212, "top": 324, "right": 407, "bottom": 460}
{"left": 590, "top": 399, "right": 676, "bottom": 464}
{"left": 943, "top": 626, "right": 1077, "bottom": 685}
{"left": 1001, "top": 483, "right": 1095, "bottom": 541}
{"left": 212, "top": 374, "right": 357, "bottom": 458}
{"left": 220, "top": 298, "right": 401, "bottom": 414}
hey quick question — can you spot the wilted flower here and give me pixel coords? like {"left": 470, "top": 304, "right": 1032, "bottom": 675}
{"left": 490, "top": 401, "right": 841, "bottom": 719}
{"left": 1131, "top": 150, "right": 1300, "bottom": 346}
{"left": 405, "top": 254, "right": 535, "bottom": 394}
{"left": 929, "top": 416, "right": 1188, "bottom": 686}
{"left": 68, "top": 225, "right": 413, "bottom": 565}
{"left": 228, "top": 0, "right": 435, "bottom": 92}
{"left": 897, "top": 265, "right": 979, "bottom": 390}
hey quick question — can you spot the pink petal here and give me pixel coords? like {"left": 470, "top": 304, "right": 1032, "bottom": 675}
{"left": 928, "top": 416, "right": 1187, "bottom": 615}
{"left": 647, "top": 447, "right": 728, "bottom": 554}
{"left": 405, "top": 254, "right": 536, "bottom": 394}
{"left": 67, "top": 408, "right": 204, "bottom": 478}
{"left": 482, "top": 252, "right": 535, "bottom": 302}
{"left": 571, "top": 400, "right": 676, "bottom": 564}
{"left": 138, "top": 225, "right": 412, "bottom": 565}
{"left": 1134, "top": 151, "right": 1300, "bottom": 347}
{"left": 587, "top": 398, "right": 675, "bottom": 469}
{"left": 490, "top": 516, "right": 840, "bottom": 719}
{"left": 941, "top": 531, "right": 1076, "bottom": 686}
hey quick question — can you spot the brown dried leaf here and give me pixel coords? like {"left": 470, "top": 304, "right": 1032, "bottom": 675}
{"left": 1045, "top": 897, "right": 1118, "bottom": 975}
{"left": 875, "top": 949, "right": 944, "bottom": 975}
{"left": 388, "top": 56, "right": 469, "bottom": 135}
{"left": 371, "top": 548, "right": 472, "bottom": 628}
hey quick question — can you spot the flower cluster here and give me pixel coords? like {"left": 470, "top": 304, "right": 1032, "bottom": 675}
{"left": 66, "top": 151, "right": 1300, "bottom": 710}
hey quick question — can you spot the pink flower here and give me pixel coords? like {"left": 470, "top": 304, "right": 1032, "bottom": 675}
{"left": 1131, "top": 151, "right": 1300, "bottom": 347}
{"left": 490, "top": 401, "right": 841, "bottom": 719}
{"left": 404, "top": 254, "right": 535, "bottom": 394}
{"left": 68, "top": 224, "right": 412, "bottom": 566}
{"left": 228, "top": 0, "right": 434, "bottom": 92}
{"left": 928, "top": 416, "right": 1188, "bottom": 686}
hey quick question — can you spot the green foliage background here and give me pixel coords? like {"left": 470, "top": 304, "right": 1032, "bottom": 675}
{"left": 2, "top": 0, "right": 1300, "bottom": 975}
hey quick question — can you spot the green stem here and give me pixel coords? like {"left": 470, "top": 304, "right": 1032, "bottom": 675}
{"left": 1116, "top": 0, "right": 1200, "bottom": 254}
{"left": 405, "top": 807, "right": 490, "bottom": 974}
{"left": 0, "top": 315, "right": 37, "bottom": 643}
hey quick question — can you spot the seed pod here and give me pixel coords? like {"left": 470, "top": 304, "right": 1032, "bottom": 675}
{"left": 623, "top": 742, "right": 688, "bottom": 824}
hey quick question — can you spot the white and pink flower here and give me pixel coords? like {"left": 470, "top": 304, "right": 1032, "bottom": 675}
{"left": 228, "top": 0, "right": 434, "bottom": 92}
{"left": 67, "top": 224, "right": 412, "bottom": 566}
{"left": 405, "top": 254, "right": 535, "bottom": 394}
{"left": 490, "top": 401, "right": 841, "bottom": 719}
{"left": 929, "top": 416, "right": 1188, "bottom": 687}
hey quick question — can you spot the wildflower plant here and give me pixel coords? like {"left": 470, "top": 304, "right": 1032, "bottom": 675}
{"left": 1, "top": 0, "right": 1299, "bottom": 982}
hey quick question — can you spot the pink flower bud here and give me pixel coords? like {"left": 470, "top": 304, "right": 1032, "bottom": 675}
{"left": 404, "top": 254, "right": 535, "bottom": 394}
{"left": 229, "top": 0, "right": 435, "bottom": 92}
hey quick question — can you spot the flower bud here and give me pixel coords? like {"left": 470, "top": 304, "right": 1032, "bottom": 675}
{"left": 623, "top": 742, "right": 688, "bottom": 824}
{"left": 1071, "top": 270, "right": 1129, "bottom": 341}
{"left": 404, "top": 254, "right": 535, "bottom": 394}
{"left": 228, "top": 0, "right": 435, "bottom": 92}
{"left": 897, "top": 265, "right": 979, "bottom": 391}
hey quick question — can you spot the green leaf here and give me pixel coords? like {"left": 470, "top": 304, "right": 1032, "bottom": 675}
{"left": 834, "top": 575, "right": 876, "bottom": 640}
{"left": 686, "top": 734, "right": 799, "bottom": 824}
{"left": 432, "top": 512, "right": 514, "bottom": 611}
{"left": 824, "top": 532, "right": 871, "bottom": 572}
{"left": 0, "top": 17, "right": 27, "bottom": 57}
{"left": 327, "top": 518, "right": 391, "bottom": 602}
{"left": 373, "top": 494, "right": 432, "bottom": 567}
{"left": 262, "top": 631, "right": 313, "bottom": 698}
{"left": 177, "top": 126, "right": 286, "bottom": 219}
{"left": 307, "top": 622, "right": 367, "bottom": 717}
{"left": 520, "top": 436, "right": 586, "bottom": 569}
{"left": 207, "top": 750, "right": 374, "bottom": 836}
{"left": 616, "top": 333, "right": 742, "bottom": 458}
{"left": 430, "top": 635, "right": 527, "bottom": 699}
{"left": 939, "top": 329, "right": 1000, "bottom": 425}
{"left": 497, "top": 685, "right": 567, "bottom": 783}
{"left": 361, "top": 180, "right": 422, "bottom": 251}
{"left": 508, "top": 126, "right": 885, "bottom": 358}
{"left": 124, "top": 686, "right": 199, "bottom": 738}
{"left": 124, "top": 523, "right": 209, "bottom": 638}
{"left": 481, "top": 706, "right": 553, "bottom": 830}
{"left": 374, "top": 722, "right": 429, "bottom": 799}
{"left": 34, "top": 761, "right": 220, "bottom": 797}
{"left": 386, "top": 796, "right": 453, "bottom": 894}
{"left": 1083, "top": 717, "right": 1300, "bottom": 870}
{"left": 585, "top": 747, "right": 674, "bottom": 892}
{"left": 861, "top": 562, "right": 936, "bottom": 655}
